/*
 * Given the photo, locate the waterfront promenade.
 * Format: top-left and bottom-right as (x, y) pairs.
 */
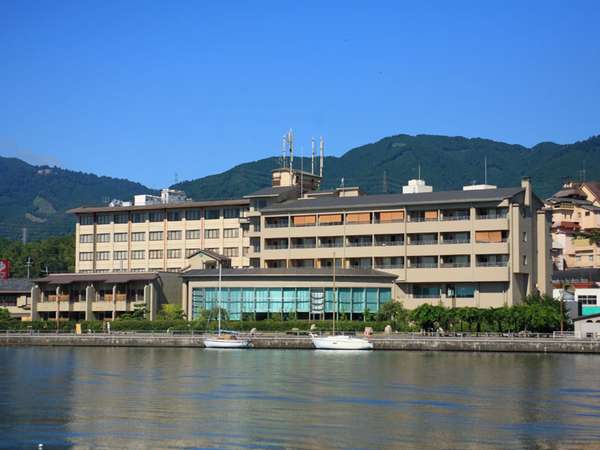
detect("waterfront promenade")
(2, 331), (600, 353)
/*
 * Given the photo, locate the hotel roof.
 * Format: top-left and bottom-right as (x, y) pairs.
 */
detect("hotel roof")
(262, 187), (524, 213)
(35, 272), (160, 285)
(0, 278), (34, 294)
(68, 198), (249, 214)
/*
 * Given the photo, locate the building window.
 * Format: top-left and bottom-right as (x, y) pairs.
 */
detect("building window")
(114, 251), (128, 260)
(167, 211), (181, 221)
(132, 232), (146, 242)
(95, 251), (110, 261)
(132, 213), (147, 223)
(205, 229), (220, 239)
(79, 252), (93, 261)
(79, 234), (93, 243)
(79, 215), (93, 225)
(223, 247), (239, 257)
(131, 250), (145, 260)
(223, 208), (240, 219)
(205, 209), (220, 220)
(167, 230), (182, 240)
(522, 232), (527, 243)
(149, 250), (163, 259)
(114, 213), (128, 224)
(224, 228), (239, 238)
(523, 255), (528, 265)
(97, 214), (111, 225)
(149, 231), (163, 241)
(186, 248), (200, 257)
(579, 295), (597, 305)
(96, 233), (110, 243)
(167, 249), (182, 259)
(114, 233), (128, 242)
(186, 209), (201, 220)
(149, 211), (164, 222)
(186, 229), (201, 240)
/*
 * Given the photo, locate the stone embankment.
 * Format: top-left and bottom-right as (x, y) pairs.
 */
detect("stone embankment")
(2, 332), (600, 353)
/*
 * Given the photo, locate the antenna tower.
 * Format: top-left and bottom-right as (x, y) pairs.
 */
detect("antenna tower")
(382, 170), (388, 194)
(311, 137), (316, 175)
(319, 137), (324, 178)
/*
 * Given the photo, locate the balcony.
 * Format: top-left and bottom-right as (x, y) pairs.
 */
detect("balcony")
(318, 242), (343, 248)
(374, 240), (404, 247)
(346, 241), (373, 248)
(440, 262), (470, 268)
(440, 215), (470, 221)
(408, 240), (438, 246)
(476, 261), (508, 267)
(410, 262), (438, 268)
(441, 239), (470, 245)
(265, 244), (288, 250)
(48, 294), (70, 302)
(476, 214), (508, 220)
(265, 221), (289, 229)
(374, 264), (404, 269)
(290, 243), (316, 249)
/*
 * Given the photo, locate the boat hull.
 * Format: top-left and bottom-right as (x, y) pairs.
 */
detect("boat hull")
(204, 338), (250, 349)
(311, 336), (373, 350)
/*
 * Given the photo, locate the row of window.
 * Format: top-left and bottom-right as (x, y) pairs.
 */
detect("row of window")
(80, 228), (240, 243)
(264, 208), (509, 228)
(79, 208), (245, 225)
(79, 247), (244, 261)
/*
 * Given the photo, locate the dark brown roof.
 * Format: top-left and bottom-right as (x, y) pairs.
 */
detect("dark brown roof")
(182, 267), (397, 280)
(187, 249), (230, 263)
(583, 182), (600, 202)
(68, 198), (249, 214)
(35, 272), (159, 285)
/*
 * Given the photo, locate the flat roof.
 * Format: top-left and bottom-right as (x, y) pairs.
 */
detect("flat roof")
(243, 186), (299, 199)
(0, 278), (34, 294)
(182, 267), (397, 279)
(35, 272), (160, 285)
(262, 187), (524, 213)
(68, 198), (249, 214)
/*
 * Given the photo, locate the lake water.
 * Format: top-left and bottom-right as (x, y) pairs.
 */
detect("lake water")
(1, 348), (600, 449)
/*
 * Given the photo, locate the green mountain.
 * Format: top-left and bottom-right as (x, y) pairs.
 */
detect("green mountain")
(0, 156), (153, 240)
(2, 133), (599, 240)
(174, 134), (600, 200)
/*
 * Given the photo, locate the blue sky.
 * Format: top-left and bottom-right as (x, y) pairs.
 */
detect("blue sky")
(1, 0), (599, 188)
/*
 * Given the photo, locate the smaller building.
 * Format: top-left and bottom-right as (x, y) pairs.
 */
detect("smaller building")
(32, 272), (181, 321)
(574, 313), (600, 338)
(0, 278), (33, 320)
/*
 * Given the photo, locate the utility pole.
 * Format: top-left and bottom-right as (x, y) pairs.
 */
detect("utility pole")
(25, 257), (33, 279)
(22, 227), (28, 245)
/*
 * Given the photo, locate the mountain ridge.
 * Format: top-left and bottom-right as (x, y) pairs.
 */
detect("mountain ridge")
(2, 133), (599, 240)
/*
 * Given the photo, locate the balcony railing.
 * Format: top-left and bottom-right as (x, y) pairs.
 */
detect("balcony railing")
(410, 262), (438, 268)
(319, 221), (344, 226)
(408, 240), (438, 246)
(374, 264), (405, 269)
(476, 261), (508, 267)
(345, 220), (372, 225)
(441, 239), (470, 245)
(265, 244), (288, 250)
(374, 240), (404, 246)
(318, 242), (344, 248)
(409, 217), (438, 223)
(475, 239), (508, 244)
(476, 214), (508, 220)
(374, 218), (404, 224)
(440, 262), (470, 268)
(440, 215), (470, 221)
(290, 243), (317, 249)
(265, 222), (289, 228)
(346, 241), (373, 247)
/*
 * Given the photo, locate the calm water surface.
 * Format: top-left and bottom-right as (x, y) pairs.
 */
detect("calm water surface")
(1, 348), (600, 449)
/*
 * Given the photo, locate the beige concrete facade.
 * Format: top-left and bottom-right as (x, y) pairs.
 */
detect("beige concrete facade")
(71, 199), (251, 273)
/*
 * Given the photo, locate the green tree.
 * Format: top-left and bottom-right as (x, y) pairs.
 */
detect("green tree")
(157, 304), (186, 321)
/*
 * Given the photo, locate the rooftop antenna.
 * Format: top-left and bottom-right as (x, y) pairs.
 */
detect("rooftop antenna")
(319, 136), (324, 178)
(281, 135), (287, 168)
(174, 172), (179, 184)
(311, 137), (316, 175)
(382, 170), (388, 194)
(288, 129), (294, 171)
(418, 163), (421, 180)
(25, 257), (32, 279)
(300, 146), (304, 197)
(484, 156), (488, 185)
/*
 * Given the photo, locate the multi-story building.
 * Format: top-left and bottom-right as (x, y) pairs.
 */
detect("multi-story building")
(546, 181), (600, 270)
(70, 194), (251, 273)
(69, 166), (552, 318)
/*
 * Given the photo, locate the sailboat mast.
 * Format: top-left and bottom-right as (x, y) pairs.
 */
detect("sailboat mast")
(217, 261), (222, 336)
(332, 251), (336, 335)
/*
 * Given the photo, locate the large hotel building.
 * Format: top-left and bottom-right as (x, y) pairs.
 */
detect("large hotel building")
(51, 164), (553, 320)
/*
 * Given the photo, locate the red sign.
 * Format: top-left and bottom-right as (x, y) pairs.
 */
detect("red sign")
(0, 260), (9, 279)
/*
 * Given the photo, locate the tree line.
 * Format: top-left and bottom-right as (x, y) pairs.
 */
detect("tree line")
(0, 235), (74, 278)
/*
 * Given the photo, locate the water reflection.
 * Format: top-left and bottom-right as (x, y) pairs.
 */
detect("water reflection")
(1, 348), (600, 449)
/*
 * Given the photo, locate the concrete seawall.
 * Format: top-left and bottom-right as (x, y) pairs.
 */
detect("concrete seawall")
(2, 334), (600, 353)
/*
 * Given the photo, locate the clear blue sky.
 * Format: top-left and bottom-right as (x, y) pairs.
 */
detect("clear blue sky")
(1, 0), (599, 188)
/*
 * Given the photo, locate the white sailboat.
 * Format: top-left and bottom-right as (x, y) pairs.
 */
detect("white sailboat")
(204, 262), (250, 349)
(311, 253), (373, 351)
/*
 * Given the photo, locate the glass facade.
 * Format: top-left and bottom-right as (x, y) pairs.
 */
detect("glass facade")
(192, 287), (392, 320)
